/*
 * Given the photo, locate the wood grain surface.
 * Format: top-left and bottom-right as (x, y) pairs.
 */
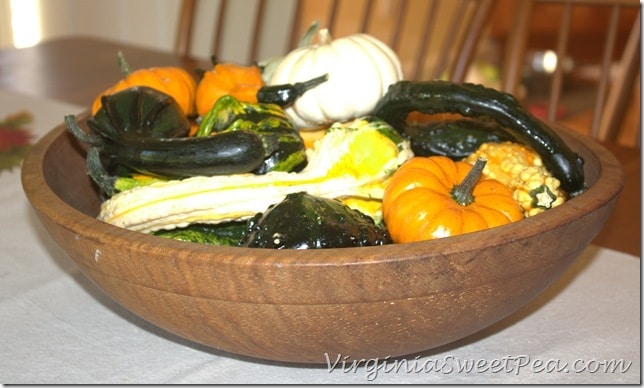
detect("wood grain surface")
(20, 117), (625, 362)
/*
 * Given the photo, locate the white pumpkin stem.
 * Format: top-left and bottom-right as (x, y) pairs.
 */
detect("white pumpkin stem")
(318, 28), (333, 44)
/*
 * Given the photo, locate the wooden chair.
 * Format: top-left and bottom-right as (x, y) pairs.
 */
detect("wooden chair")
(174, 0), (495, 82)
(493, 0), (640, 146)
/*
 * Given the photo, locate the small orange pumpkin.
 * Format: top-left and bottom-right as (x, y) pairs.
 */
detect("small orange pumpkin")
(382, 156), (523, 243)
(195, 62), (264, 116)
(91, 52), (197, 116)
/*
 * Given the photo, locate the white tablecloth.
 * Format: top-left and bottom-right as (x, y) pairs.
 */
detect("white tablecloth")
(0, 89), (640, 384)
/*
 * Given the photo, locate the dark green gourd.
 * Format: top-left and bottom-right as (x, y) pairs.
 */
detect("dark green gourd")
(372, 80), (586, 196)
(241, 192), (392, 249)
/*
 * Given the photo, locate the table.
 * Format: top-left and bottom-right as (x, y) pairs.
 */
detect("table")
(0, 36), (209, 107)
(0, 39), (640, 384)
(1, 36), (639, 256)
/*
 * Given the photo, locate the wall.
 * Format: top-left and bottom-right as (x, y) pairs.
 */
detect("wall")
(61, 0), (182, 52)
(2, 0), (479, 76)
(0, 0), (11, 47)
(0, 0), (181, 50)
(0, 0), (296, 63)
(185, 0), (296, 63)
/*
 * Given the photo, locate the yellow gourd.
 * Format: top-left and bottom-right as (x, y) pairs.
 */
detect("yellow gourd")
(463, 141), (567, 217)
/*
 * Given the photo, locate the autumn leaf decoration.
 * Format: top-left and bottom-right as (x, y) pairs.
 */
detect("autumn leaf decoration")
(0, 111), (34, 173)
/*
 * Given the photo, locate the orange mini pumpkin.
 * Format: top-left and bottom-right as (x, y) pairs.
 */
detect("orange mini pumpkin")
(195, 62), (265, 117)
(91, 52), (197, 116)
(382, 156), (523, 243)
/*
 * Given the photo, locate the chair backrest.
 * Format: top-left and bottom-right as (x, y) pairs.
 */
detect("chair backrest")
(493, 0), (640, 146)
(174, 0), (494, 82)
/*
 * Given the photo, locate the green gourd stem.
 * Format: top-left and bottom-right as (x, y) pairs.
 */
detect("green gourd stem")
(64, 114), (102, 146)
(451, 158), (486, 206)
(117, 51), (134, 75)
(299, 21), (320, 47)
(86, 147), (117, 196)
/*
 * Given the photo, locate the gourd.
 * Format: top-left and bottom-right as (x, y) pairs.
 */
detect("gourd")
(66, 87), (285, 196)
(382, 156), (524, 243)
(195, 61), (264, 116)
(256, 74), (328, 107)
(269, 28), (403, 129)
(96, 117), (413, 233)
(372, 80), (586, 196)
(240, 192), (391, 249)
(196, 94), (307, 175)
(91, 52), (197, 116)
(153, 221), (247, 246)
(404, 118), (511, 160)
(463, 141), (567, 217)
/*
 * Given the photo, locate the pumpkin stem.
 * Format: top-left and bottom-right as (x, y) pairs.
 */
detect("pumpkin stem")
(318, 28), (332, 45)
(451, 158), (486, 206)
(117, 51), (134, 76)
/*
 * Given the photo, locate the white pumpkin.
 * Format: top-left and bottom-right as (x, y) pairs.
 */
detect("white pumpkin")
(269, 28), (404, 129)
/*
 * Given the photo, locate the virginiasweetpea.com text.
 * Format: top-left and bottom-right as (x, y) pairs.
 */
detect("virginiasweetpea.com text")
(324, 353), (633, 381)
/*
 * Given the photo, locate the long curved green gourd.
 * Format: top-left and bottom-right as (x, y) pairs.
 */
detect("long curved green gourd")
(372, 80), (586, 197)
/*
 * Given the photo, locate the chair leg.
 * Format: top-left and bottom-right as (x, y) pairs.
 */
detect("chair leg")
(598, 11), (641, 142)
(451, 0), (494, 83)
(175, 0), (197, 57)
(547, 1), (572, 122)
(500, 0), (533, 96)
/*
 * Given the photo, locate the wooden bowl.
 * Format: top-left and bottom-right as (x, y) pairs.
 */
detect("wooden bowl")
(21, 117), (623, 363)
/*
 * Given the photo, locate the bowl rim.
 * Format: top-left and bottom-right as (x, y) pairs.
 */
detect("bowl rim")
(21, 118), (625, 267)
